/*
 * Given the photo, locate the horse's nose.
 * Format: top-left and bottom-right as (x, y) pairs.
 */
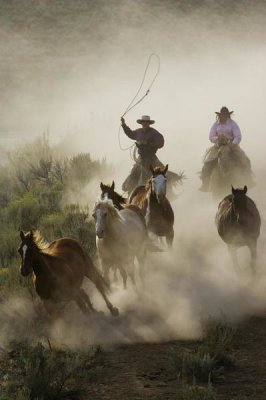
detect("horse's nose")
(96, 230), (104, 239)
(157, 193), (165, 204)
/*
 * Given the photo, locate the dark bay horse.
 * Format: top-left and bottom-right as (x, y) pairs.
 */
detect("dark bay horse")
(100, 181), (127, 210)
(215, 186), (261, 272)
(18, 231), (119, 318)
(129, 165), (175, 247)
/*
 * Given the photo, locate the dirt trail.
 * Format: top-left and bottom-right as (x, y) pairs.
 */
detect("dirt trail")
(86, 315), (266, 399)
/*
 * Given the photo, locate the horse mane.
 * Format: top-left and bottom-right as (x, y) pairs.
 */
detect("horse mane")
(32, 231), (50, 252)
(103, 183), (127, 204)
(216, 195), (233, 226)
(95, 198), (122, 220)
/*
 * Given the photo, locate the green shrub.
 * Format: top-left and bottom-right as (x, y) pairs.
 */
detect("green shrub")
(7, 193), (44, 231)
(0, 341), (94, 400)
(0, 266), (32, 302)
(182, 384), (218, 400)
(41, 204), (96, 255)
(0, 134), (111, 272)
(172, 350), (224, 384)
(200, 318), (235, 368)
(0, 227), (18, 267)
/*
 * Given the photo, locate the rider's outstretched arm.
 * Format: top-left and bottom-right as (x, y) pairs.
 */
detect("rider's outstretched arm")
(121, 118), (137, 140)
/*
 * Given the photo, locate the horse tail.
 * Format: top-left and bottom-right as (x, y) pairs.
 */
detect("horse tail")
(83, 253), (110, 293)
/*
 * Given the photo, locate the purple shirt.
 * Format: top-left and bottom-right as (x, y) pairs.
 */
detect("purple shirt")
(209, 119), (242, 145)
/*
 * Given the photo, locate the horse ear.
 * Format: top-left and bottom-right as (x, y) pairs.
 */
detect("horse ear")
(164, 164), (168, 175)
(150, 165), (154, 175)
(100, 182), (104, 190)
(111, 181), (115, 190)
(29, 230), (34, 240)
(20, 231), (25, 240)
(231, 185), (235, 194)
(243, 185), (248, 194)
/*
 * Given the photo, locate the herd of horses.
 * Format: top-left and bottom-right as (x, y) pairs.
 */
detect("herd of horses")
(18, 164), (261, 320)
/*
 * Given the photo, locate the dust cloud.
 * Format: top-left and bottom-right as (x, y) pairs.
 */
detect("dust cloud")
(1, 0), (266, 348)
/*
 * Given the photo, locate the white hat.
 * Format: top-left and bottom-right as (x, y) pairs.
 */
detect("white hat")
(136, 115), (155, 124)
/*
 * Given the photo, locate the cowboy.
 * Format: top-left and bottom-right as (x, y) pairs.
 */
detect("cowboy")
(121, 115), (165, 193)
(199, 106), (252, 191)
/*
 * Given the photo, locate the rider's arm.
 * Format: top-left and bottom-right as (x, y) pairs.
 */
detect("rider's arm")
(231, 121), (242, 144)
(121, 122), (138, 140)
(209, 122), (218, 143)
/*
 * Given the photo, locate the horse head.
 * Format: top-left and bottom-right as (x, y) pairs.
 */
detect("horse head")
(100, 181), (126, 210)
(93, 198), (120, 239)
(231, 185), (248, 222)
(149, 164), (168, 204)
(100, 181), (115, 200)
(18, 230), (38, 277)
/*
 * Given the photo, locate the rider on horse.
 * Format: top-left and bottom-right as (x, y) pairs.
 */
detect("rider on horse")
(121, 115), (165, 193)
(199, 106), (254, 192)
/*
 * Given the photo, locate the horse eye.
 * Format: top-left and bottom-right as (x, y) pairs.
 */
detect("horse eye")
(104, 212), (108, 217)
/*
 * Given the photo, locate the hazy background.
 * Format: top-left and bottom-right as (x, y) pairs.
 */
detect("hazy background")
(1, 0), (266, 346)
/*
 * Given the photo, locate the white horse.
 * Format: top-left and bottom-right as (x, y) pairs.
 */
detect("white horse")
(92, 198), (147, 288)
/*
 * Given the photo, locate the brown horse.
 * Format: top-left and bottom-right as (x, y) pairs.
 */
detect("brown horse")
(129, 165), (175, 247)
(215, 186), (261, 272)
(100, 181), (127, 210)
(18, 231), (119, 318)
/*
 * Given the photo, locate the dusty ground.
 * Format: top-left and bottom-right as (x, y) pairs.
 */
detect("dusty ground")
(86, 315), (266, 400)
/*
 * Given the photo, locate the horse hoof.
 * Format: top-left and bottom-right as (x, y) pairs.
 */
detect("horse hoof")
(111, 307), (119, 317)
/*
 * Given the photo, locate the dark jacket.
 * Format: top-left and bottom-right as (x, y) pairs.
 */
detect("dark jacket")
(122, 123), (164, 156)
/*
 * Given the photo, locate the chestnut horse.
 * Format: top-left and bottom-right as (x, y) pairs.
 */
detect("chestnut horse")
(215, 186), (261, 272)
(129, 165), (174, 247)
(18, 231), (119, 318)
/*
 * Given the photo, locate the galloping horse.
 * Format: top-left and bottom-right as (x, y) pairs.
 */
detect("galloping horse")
(93, 197), (147, 288)
(215, 186), (261, 272)
(18, 231), (119, 318)
(129, 165), (175, 247)
(100, 181), (127, 210)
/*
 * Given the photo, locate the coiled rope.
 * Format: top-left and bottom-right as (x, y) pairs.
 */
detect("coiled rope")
(118, 53), (161, 152)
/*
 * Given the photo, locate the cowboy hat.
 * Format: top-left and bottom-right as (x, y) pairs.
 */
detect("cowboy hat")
(137, 115), (155, 124)
(215, 106), (234, 116)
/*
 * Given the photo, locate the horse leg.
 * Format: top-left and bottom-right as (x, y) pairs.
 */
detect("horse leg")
(137, 249), (147, 284)
(84, 259), (119, 317)
(166, 228), (174, 248)
(74, 291), (91, 315)
(127, 259), (136, 286)
(249, 241), (257, 274)
(101, 260), (111, 286)
(79, 288), (95, 312)
(113, 266), (118, 282)
(43, 300), (61, 321)
(228, 245), (239, 269)
(119, 265), (127, 289)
